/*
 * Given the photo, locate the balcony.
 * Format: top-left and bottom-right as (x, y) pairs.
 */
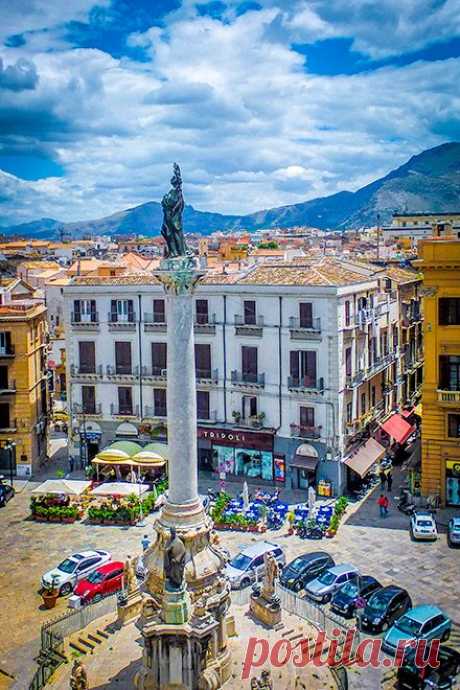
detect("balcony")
(287, 376), (324, 393)
(72, 403), (102, 416)
(143, 405), (167, 419)
(0, 417), (16, 432)
(355, 308), (376, 328)
(290, 423), (322, 439)
(402, 306), (422, 328)
(231, 370), (265, 388)
(194, 313), (217, 335)
(106, 365), (139, 379)
(141, 366), (167, 382)
(70, 312), (99, 329)
(234, 314), (264, 337)
(198, 409), (218, 423)
(289, 317), (321, 341)
(235, 414), (266, 430)
(437, 389), (460, 405)
(143, 312), (167, 333)
(196, 368), (219, 384)
(345, 371), (365, 388)
(110, 403), (139, 418)
(107, 312), (136, 331)
(70, 364), (103, 379)
(0, 345), (15, 358)
(0, 380), (16, 394)
(366, 352), (395, 378)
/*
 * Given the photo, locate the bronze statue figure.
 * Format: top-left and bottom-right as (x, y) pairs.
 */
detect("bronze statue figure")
(164, 527), (186, 590)
(161, 163), (189, 258)
(70, 659), (89, 690)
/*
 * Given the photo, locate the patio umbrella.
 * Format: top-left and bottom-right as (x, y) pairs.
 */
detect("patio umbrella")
(242, 480), (250, 511)
(143, 442), (170, 463)
(32, 479), (92, 496)
(131, 450), (166, 467)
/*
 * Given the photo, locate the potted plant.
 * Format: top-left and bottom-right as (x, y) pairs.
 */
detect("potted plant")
(232, 410), (241, 424)
(326, 514), (340, 538)
(42, 576), (60, 609)
(287, 511), (295, 535)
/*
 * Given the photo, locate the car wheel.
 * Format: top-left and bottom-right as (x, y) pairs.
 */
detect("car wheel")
(295, 582), (302, 593)
(322, 594), (331, 604)
(410, 529), (415, 542)
(447, 537), (453, 548)
(240, 578), (251, 589)
(60, 582), (73, 596)
(442, 629), (450, 642)
(381, 622), (389, 632)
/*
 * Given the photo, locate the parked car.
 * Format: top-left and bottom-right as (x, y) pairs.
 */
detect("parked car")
(358, 585), (412, 634)
(279, 552), (335, 593)
(383, 605), (451, 656)
(224, 541), (285, 590)
(304, 564), (359, 604)
(410, 511), (438, 541)
(0, 481), (14, 507)
(330, 575), (382, 618)
(447, 517), (460, 548)
(397, 645), (460, 689)
(74, 561), (124, 604)
(41, 550), (112, 596)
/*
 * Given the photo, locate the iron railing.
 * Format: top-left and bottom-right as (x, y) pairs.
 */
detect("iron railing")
(231, 370), (265, 386)
(289, 316), (321, 332)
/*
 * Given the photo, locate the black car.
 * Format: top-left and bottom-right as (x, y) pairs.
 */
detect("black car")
(358, 585), (412, 634)
(279, 552), (335, 592)
(0, 482), (14, 507)
(330, 575), (382, 618)
(397, 646), (460, 689)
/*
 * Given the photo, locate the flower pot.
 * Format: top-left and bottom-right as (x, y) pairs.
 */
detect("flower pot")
(288, 527), (294, 535)
(42, 591), (58, 609)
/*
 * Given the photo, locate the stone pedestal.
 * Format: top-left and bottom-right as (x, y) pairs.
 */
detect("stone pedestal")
(162, 586), (191, 626)
(249, 593), (282, 627)
(118, 590), (144, 625)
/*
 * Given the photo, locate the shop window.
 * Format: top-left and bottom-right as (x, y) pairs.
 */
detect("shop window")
(448, 414), (460, 438)
(439, 298), (460, 326)
(212, 444), (274, 481)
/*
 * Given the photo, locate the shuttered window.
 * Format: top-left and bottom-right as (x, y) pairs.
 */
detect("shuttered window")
(78, 341), (96, 373)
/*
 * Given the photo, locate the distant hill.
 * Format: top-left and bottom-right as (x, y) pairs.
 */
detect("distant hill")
(1, 142), (459, 238)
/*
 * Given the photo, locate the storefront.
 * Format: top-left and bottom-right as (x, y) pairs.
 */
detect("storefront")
(446, 460), (460, 507)
(197, 427), (284, 484)
(290, 443), (319, 490)
(343, 437), (386, 491)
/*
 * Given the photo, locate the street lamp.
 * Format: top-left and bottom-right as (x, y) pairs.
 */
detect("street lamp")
(4, 441), (15, 487)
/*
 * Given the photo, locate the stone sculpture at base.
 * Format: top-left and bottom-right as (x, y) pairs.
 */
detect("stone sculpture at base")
(249, 553), (281, 627)
(70, 660), (89, 690)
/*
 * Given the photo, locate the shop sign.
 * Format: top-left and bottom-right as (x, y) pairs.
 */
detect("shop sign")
(197, 426), (273, 450)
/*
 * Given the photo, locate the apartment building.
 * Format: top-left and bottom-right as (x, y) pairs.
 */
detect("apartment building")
(64, 258), (422, 495)
(417, 236), (460, 507)
(0, 301), (50, 477)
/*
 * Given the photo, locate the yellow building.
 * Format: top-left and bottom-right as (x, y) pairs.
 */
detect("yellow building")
(417, 237), (460, 507)
(0, 302), (49, 477)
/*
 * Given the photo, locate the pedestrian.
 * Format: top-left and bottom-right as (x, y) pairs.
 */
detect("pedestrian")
(386, 470), (393, 493)
(379, 468), (387, 489)
(378, 493), (389, 518)
(68, 456), (75, 474)
(141, 534), (150, 552)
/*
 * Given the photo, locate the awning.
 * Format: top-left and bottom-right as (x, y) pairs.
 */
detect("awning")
(90, 482), (150, 497)
(32, 479), (92, 496)
(400, 408), (413, 418)
(343, 438), (386, 478)
(380, 414), (415, 444)
(291, 456), (318, 472)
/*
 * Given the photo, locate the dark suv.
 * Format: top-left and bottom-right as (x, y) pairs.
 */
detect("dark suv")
(279, 552), (335, 593)
(397, 646), (460, 689)
(358, 585), (412, 634)
(330, 575), (381, 618)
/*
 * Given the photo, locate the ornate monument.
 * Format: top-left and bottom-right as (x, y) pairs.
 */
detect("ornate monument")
(135, 165), (232, 690)
(249, 553), (281, 627)
(118, 555), (143, 624)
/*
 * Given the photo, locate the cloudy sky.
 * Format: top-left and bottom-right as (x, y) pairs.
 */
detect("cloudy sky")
(0, 0), (459, 225)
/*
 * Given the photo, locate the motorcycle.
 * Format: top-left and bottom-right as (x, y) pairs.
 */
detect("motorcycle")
(396, 489), (416, 516)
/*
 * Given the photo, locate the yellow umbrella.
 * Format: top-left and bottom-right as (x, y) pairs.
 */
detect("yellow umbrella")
(95, 448), (131, 462)
(131, 450), (166, 467)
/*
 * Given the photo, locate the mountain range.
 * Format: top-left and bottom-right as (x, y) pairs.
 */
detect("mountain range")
(1, 142), (459, 238)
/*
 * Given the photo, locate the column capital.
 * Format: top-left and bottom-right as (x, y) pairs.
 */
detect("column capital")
(154, 256), (204, 296)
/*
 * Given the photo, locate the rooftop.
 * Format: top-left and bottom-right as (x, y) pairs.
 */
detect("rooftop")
(0, 301), (46, 319)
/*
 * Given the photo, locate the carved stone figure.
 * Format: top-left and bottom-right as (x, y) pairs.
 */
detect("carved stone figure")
(163, 528), (186, 590)
(70, 659), (89, 690)
(161, 163), (188, 258)
(124, 555), (137, 594)
(250, 670), (273, 689)
(262, 552), (279, 599)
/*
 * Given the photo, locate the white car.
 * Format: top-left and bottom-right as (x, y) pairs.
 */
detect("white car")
(410, 511), (438, 541)
(41, 550), (112, 596)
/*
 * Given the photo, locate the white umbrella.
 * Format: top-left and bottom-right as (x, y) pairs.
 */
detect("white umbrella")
(242, 480), (250, 511)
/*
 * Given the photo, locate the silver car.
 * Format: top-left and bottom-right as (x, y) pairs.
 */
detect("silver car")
(224, 541), (285, 590)
(448, 517), (460, 547)
(41, 550), (112, 596)
(304, 564), (359, 604)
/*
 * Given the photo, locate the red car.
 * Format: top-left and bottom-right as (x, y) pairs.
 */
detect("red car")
(74, 561), (124, 603)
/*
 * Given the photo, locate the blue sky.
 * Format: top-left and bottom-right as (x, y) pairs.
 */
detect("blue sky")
(0, 0), (459, 224)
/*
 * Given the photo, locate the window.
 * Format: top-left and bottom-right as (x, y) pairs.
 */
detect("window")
(196, 299), (209, 325)
(152, 342), (167, 375)
(115, 341), (132, 374)
(346, 402), (352, 425)
(243, 300), (256, 325)
(439, 356), (460, 391)
(448, 414), (460, 438)
(81, 385), (96, 414)
(242, 346), (258, 382)
(345, 347), (352, 376)
(118, 387), (133, 415)
(110, 299), (134, 322)
(73, 299), (96, 323)
(195, 344), (211, 378)
(153, 299), (165, 324)
(0, 366), (8, 388)
(361, 392), (366, 415)
(345, 301), (350, 327)
(392, 325), (398, 350)
(439, 298), (460, 326)
(242, 395), (257, 419)
(371, 385), (376, 407)
(290, 350), (317, 387)
(300, 406), (315, 429)
(197, 390), (210, 420)
(0, 332), (12, 355)
(299, 302), (313, 328)
(153, 388), (167, 417)
(0, 403), (10, 428)
(78, 341), (96, 373)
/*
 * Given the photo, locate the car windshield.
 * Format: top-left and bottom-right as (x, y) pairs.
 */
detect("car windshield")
(340, 581), (358, 597)
(86, 570), (104, 584)
(57, 559), (77, 574)
(289, 558), (307, 572)
(318, 571), (335, 585)
(230, 554), (252, 571)
(367, 593), (391, 612)
(417, 520), (433, 527)
(396, 616), (423, 636)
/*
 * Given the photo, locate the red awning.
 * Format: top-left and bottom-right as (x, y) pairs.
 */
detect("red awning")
(380, 414), (415, 444)
(400, 408), (413, 418)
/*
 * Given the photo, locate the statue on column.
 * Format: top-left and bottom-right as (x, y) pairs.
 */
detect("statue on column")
(164, 528), (186, 590)
(123, 555), (137, 594)
(161, 163), (189, 258)
(262, 552), (279, 600)
(70, 659), (89, 690)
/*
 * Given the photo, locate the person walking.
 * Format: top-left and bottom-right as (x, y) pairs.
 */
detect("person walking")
(386, 469), (393, 493)
(378, 493), (389, 518)
(141, 534), (150, 552)
(379, 468), (387, 490)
